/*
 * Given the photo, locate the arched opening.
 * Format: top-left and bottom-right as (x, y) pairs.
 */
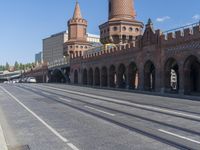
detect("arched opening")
(128, 62), (138, 89)
(94, 67), (100, 86)
(74, 70), (78, 84)
(88, 68), (93, 86)
(82, 69), (88, 85)
(50, 69), (66, 83)
(118, 64), (126, 88)
(144, 61), (156, 91)
(164, 58), (179, 93)
(184, 56), (200, 95)
(109, 65), (117, 88)
(101, 67), (108, 87)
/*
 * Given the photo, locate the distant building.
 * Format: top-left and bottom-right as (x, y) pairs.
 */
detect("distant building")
(43, 30), (100, 64)
(35, 52), (43, 64)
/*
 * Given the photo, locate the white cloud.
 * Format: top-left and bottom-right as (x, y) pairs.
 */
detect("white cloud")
(192, 14), (200, 20)
(156, 16), (171, 22)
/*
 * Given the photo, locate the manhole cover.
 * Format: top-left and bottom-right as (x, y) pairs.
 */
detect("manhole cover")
(8, 145), (30, 150)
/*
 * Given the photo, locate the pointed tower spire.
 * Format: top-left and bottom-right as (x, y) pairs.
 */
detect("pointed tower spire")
(73, 1), (82, 19)
(64, 0), (91, 56)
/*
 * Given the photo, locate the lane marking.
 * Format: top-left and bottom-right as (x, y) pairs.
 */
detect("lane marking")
(59, 97), (71, 103)
(31, 84), (200, 121)
(67, 143), (79, 150)
(85, 106), (115, 116)
(158, 129), (200, 144)
(0, 86), (68, 143)
(0, 122), (8, 150)
(41, 91), (51, 96)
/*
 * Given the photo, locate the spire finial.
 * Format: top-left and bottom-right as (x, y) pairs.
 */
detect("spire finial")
(73, 0), (82, 19)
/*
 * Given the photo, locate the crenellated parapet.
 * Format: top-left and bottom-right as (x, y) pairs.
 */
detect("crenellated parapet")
(70, 42), (137, 61)
(68, 18), (87, 25)
(161, 22), (200, 45)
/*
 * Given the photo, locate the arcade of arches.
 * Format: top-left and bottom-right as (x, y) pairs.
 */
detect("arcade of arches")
(73, 56), (200, 95)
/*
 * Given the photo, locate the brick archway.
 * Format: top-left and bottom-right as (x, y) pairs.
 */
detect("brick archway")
(74, 70), (78, 84)
(164, 58), (179, 93)
(88, 68), (93, 86)
(51, 69), (66, 83)
(109, 65), (117, 88)
(184, 55), (200, 95)
(82, 69), (88, 85)
(117, 63), (126, 88)
(144, 60), (155, 91)
(101, 66), (108, 87)
(94, 67), (100, 86)
(128, 62), (138, 89)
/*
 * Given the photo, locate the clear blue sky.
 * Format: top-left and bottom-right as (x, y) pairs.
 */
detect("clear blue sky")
(0, 0), (200, 65)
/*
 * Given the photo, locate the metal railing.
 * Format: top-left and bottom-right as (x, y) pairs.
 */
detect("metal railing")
(48, 57), (70, 68)
(163, 21), (200, 35)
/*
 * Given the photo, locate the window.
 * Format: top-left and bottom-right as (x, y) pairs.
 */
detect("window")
(84, 28), (87, 35)
(122, 26), (126, 31)
(113, 26), (118, 31)
(129, 27), (133, 32)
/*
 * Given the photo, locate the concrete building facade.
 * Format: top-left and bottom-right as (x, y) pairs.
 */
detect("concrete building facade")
(43, 32), (100, 65)
(43, 31), (68, 64)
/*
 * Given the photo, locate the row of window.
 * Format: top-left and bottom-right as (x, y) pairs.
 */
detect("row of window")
(101, 26), (140, 34)
(69, 45), (89, 49)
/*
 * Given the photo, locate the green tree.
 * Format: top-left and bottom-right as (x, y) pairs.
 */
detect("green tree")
(5, 62), (9, 70)
(0, 65), (3, 71)
(19, 63), (23, 70)
(14, 61), (19, 70)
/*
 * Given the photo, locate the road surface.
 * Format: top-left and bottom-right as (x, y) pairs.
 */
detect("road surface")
(0, 83), (200, 150)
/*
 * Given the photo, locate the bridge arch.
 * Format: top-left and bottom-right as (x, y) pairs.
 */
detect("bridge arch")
(74, 70), (78, 84)
(82, 68), (88, 85)
(117, 63), (126, 88)
(109, 65), (117, 88)
(51, 69), (66, 83)
(88, 68), (93, 86)
(94, 67), (100, 86)
(184, 55), (200, 94)
(101, 66), (108, 87)
(144, 60), (155, 91)
(128, 62), (138, 89)
(164, 58), (179, 93)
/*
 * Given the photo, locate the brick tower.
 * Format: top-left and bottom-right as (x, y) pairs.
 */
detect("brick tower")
(99, 0), (144, 45)
(64, 1), (91, 56)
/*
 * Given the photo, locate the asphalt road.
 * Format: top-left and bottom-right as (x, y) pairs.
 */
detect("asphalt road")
(0, 83), (200, 150)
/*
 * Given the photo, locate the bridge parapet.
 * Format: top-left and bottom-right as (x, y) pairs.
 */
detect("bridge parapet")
(161, 21), (200, 44)
(71, 42), (136, 60)
(48, 57), (70, 69)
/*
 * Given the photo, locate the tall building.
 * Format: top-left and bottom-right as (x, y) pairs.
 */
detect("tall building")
(63, 1), (92, 56)
(35, 51), (43, 64)
(99, 0), (144, 45)
(43, 31), (68, 64)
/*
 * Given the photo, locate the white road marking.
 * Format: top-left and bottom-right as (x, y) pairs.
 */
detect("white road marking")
(0, 86), (68, 143)
(67, 143), (79, 150)
(33, 84), (200, 121)
(0, 86), (80, 150)
(158, 129), (200, 144)
(41, 91), (51, 96)
(0, 121), (8, 150)
(59, 97), (71, 103)
(85, 106), (115, 116)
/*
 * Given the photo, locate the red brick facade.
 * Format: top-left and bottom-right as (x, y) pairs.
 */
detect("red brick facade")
(70, 0), (200, 95)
